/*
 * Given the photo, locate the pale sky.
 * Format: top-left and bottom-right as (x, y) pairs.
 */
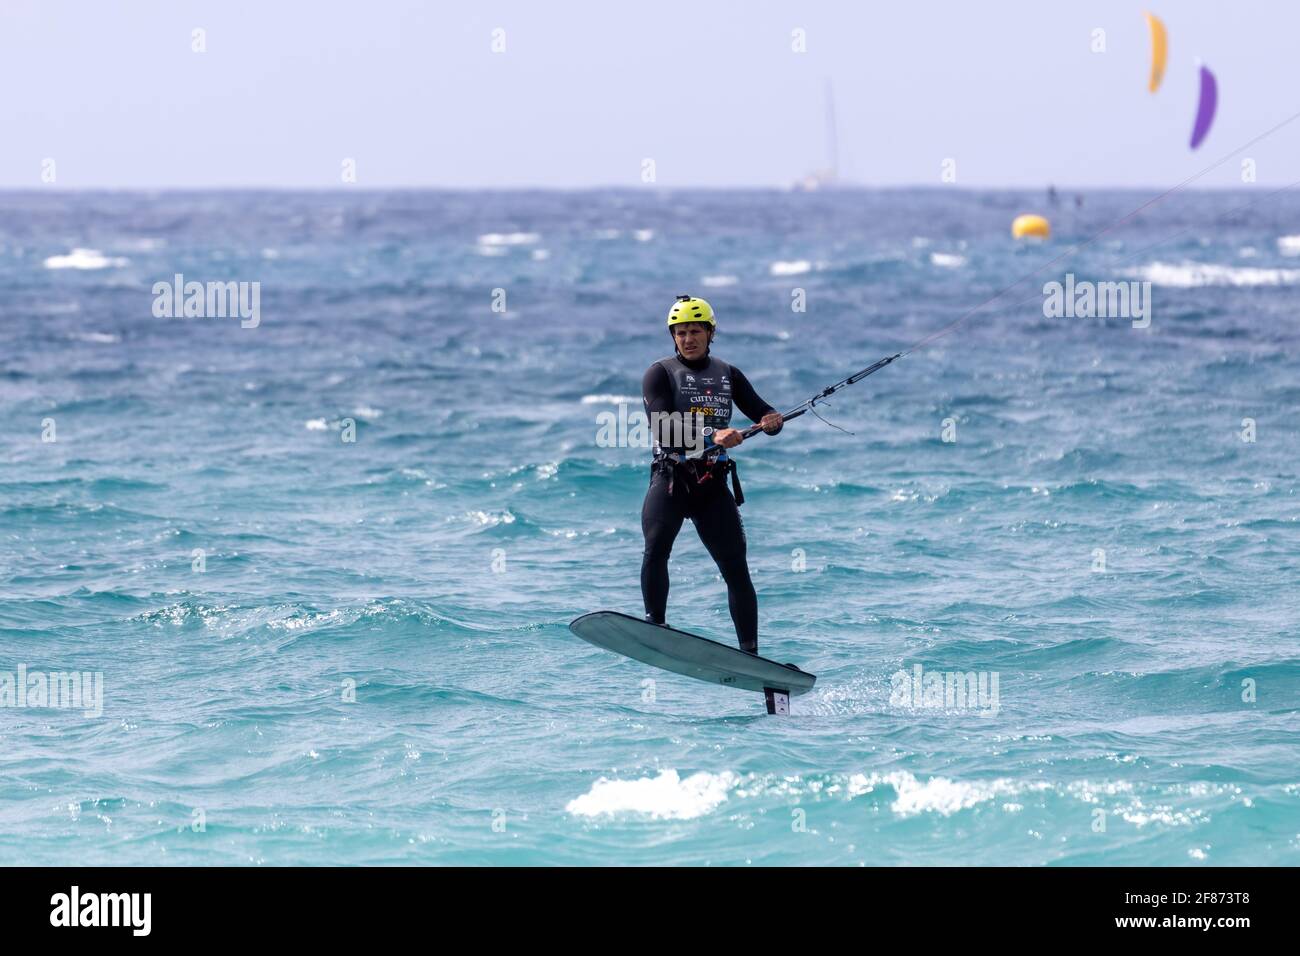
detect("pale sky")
(1, 0), (1296, 189)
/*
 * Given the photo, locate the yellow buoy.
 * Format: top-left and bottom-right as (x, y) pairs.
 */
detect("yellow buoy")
(1011, 214), (1050, 239)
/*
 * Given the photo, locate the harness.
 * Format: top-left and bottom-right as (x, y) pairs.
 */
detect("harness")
(656, 452), (745, 506)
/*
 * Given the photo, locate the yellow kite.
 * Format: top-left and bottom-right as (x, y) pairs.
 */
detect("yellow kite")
(1145, 12), (1168, 93)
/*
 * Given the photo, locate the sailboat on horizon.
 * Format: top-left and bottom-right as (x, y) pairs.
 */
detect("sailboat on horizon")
(792, 79), (840, 190)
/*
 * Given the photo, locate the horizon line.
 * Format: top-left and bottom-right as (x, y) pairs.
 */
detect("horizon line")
(0, 183), (1277, 194)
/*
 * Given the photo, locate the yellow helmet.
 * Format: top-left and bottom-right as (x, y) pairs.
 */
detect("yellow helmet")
(666, 294), (715, 328)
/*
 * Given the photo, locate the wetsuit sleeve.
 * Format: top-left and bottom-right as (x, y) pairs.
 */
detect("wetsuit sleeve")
(729, 365), (783, 435)
(642, 362), (678, 449)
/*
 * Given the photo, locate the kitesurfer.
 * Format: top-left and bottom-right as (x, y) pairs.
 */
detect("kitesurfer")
(640, 295), (783, 654)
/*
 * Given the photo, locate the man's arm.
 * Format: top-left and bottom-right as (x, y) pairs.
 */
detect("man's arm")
(730, 366), (783, 435)
(642, 363), (678, 449)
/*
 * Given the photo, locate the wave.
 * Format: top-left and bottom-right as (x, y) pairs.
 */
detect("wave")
(1026, 662), (1300, 721)
(1048, 478), (1152, 500)
(566, 769), (739, 820)
(998, 636), (1123, 666)
(848, 770), (1028, 817)
(43, 248), (129, 270)
(1125, 261), (1300, 287)
(476, 232), (540, 247)
(580, 393), (639, 405)
(0, 476), (165, 495)
(0, 501), (162, 525)
(561, 768), (1257, 827)
(121, 597), (490, 646)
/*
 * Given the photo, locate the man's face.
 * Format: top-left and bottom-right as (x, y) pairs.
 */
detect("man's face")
(672, 322), (712, 359)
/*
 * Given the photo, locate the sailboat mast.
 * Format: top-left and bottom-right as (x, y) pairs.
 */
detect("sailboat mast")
(825, 79), (839, 182)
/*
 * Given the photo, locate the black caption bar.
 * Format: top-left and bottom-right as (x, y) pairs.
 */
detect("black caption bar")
(0, 866), (1283, 942)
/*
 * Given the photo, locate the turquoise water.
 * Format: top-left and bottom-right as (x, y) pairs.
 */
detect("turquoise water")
(1, 189), (1296, 865)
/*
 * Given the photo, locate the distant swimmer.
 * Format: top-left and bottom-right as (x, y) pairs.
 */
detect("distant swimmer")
(640, 295), (782, 655)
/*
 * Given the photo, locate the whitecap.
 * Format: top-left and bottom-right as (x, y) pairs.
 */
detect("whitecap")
(44, 248), (128, 270)
(1125, 261), (1300, 287)
(847, 770), (1018, 817)
(1119, 802), (1201, 827)
(580, 394), (639, 405)
(466, 510), (515, 526)
(930, 252), (967, 268)
(566, 769), (738, 820)
(770, 259), (811, 276)
(478, 232), (540, 246)
(701, 275), (738, 287)
(1278, 235), (1300, 255)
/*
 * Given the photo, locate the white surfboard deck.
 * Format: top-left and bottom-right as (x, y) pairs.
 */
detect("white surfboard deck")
(568, 610), (816, 697)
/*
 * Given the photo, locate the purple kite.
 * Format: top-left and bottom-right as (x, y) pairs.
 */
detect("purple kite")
(1190, 65), (1217, 150)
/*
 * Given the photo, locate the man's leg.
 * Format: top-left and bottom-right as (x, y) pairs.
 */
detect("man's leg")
(692, 487), (758, 654)
(641, 469), (685, 624)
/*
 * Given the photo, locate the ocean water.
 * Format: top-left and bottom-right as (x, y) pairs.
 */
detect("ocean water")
(0, 188), (1296, 866)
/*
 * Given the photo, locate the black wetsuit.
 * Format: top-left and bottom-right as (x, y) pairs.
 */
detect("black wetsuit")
(640, 351), (781, 654)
